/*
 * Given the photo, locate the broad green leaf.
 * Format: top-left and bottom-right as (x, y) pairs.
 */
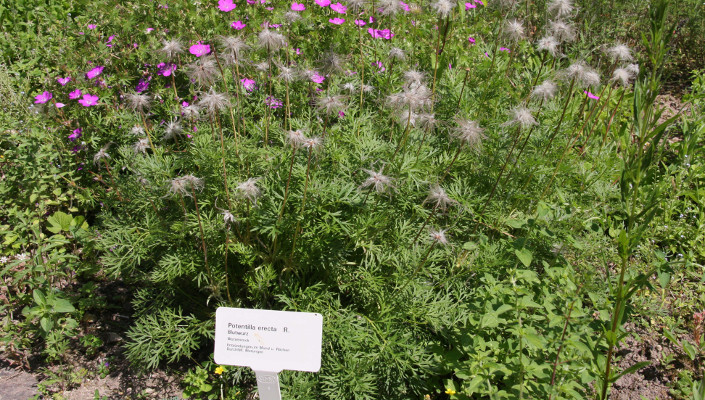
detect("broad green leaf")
(515, 248), (533, 267)
(52, 298), (75, 313)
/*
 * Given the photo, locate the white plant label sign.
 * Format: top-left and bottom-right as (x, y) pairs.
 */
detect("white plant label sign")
(214, 307), (323, 400)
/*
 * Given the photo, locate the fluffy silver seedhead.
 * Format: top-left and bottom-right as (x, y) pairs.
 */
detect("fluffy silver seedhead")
(549, 20), (576, 42)
(505, 19), (526, 42)
(93, 146), (110, 165)
(343, 82), (357, 93)
(426, 185), (456, 211)
(547, 0), (575, 18)
(537, 36), (560, 57)
(417, 113), (439, 133)
(581, 69), (601, 88)
(319, 51), (347, 76)
(284, 11), (302, 23)
(168, 175), (203, 197)
(302, 136), (323, 151)
(403, 69), (426, 89)
(130, 125), (145, 136)
(395, 108), (418, 127)
(186, 56), (218, 87)
(505, 106), (538, 128)
(360, 169), (394, 193)
(133, 137), (151, 154)
(429, 228), (449, 245)
(452, 118), (485, 148)
(361, 84), (375, 93)
(218, 36), (250, 58)
(606, 44), (634, 62)
(492, 0), (519, 9)
(531, 80), (558, 101)
(347, 0), (367, 11)
(286, 130), (307, 148)
(387, 83), (433, 111)
(125, 93), (152, 113)
(317, 95), (346, 115)
(431, 0), (456, 18)
(626, 63), (640, 75)
(161, 39), (185, 60)
(389, 47), (407, 61)
(562, 61), (599, 87)
(258, 28), (286, 52)
(277, 64), (298, 83)
(236, 178), (261, 205)
(163, 119), (183, 140)
(222, 210), (236, 225)
(198, 87), (231, 115)
(254, 61), (270, 72)
(182, 104), (201, 120)
(611, 67), (635, 86)
(378, 0), (403, 15)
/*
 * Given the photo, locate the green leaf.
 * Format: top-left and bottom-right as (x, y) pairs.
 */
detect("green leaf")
(47, 211), (72, 233)
(612, 361), (650, 382)
(683, 341), (697, 360)
(33, 289), (46, 306)
(40, 316), (53, 333)
(515, 248), (533, 267)
(52, 298), (75, 313)
(662, 329), (679, 346)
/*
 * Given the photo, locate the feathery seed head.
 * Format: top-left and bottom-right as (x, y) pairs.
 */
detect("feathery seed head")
(258, 28), (286, 51)
(303, 136), (323, 151)
(161, 39), (185, 59)
(186, 56), (218, 87)
(395, 109), (418, 127)
(403, 69), (426, 87)
(611, 67), (634, 86)
(317, 95), (346, 115)
(254, 61), (271, 72)
(606, 43), (633, 62)
(222, 210), (236, 225)
(531, 80), (558, 101)
(626, 63), (640, 75)
(389, 47), (406, 61)
(426, 185), (456, 211)
(378, 0), (403, 15)
(93, 146), (110, 165)
(236, 178), (261, 204)
(284, 11), (302, 23)
(130, 125), (145, 136)
(343, 82), (357, 93)
(125, 93), (152, 113)
(505, 19), (526, 42)
(347, 0), (367, 10)
(537, 36), (560, 57)
(452, 118), (485, 148)
(362, 84), (375, 93)
(431, 0), (456, 18)
(505, 106), (538, 128)
(418, 113), (439, 133)
(168, 175), (203, 197)
(562, 61), (600, 86)
(277, 64), (298, 82)
(547, 0), (575, 18)
(163, 120), (183, 140)
(286, 130), (307, 148)
(133, 137), (151, 154)
(198, 87), (231, 114)
(549, 20), (576, 42)
(218, 35), (250, 58)
(429, 228), (449, 245)
(319, 51), (347, 76)
(182, 104), (201, 120)
(360, 168), (394, 193)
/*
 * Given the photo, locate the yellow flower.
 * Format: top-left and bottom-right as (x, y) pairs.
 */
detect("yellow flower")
(424, 395), (431, 400)
(214, 366), (225, 375)
(445, 388), (456, 396)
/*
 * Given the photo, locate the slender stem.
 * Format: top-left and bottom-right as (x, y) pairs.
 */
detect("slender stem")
(542, 77), (576, 155)
(548, 296), (579, 399)
(290, 148), (313, 260)
(597, 88), (626, 158)
(224, 229), (232, 303)
(391, 109), (414, 163)
(439, 143), (465, 184)
(456, 69), (471, 111)
(397, 242), (436, 293)
(102, 159), (123, 201)
(216, 114), (233, 210)
(413, 204), (439, 245)
(191, 189), (213, 290)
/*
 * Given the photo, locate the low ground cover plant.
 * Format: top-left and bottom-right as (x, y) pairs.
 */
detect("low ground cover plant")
(1, 0), (704, 399)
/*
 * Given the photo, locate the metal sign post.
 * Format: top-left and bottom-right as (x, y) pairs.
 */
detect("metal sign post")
(214, 307), (323, 400)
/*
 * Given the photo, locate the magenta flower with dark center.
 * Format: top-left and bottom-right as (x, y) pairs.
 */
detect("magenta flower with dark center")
(231, 20), (246, 30)
(105, 35), (115, 47)
(189, 42), (211, 57)
(78, 93), (99, 107)
(157, 63), (177, 77)
(465, 2), (476, 9)
(499, 47), (511, 52)
(241, 78), (257, 92)
(354, 19), (366, 26)
(136, 77), (151, 93)
(468, 37), (476, 44)
(330, 2), (347, 13)
(291, 2), (305, 11)
(55, 103), (65, 108)
(69, 89), (82, 100)
(34, 91), (53, 104)
(400, 1), (410, 11)
(368, 28), (394, 39)
(315, 0), (331, 6)
(86, 66), (105, 80)
(69, 128), (83, 141)
(329, 17), (345, 25)
(218, 0), (237, 11)
(88, 24), (97, 29)
(265, 96), (283, 109)
(57, 77), (71, 86)
(372, 61), (386, 73)
(311, 72), (325, 84)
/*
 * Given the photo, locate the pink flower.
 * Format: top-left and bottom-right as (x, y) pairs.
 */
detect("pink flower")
(368, 28), (394, 39)
(88, 24), (97, 29)
(69, 89), (82, 100)
(136, 77), (151, 93)
(105, 35), (115, 47)
(315, 0), (330, 6)
(78, 93), (99, 107)
(468, 37), (476, 44)
(55, 103), (66, 108)
(465, 2), (476, 9)
(146, 27), (154, 33)
(85, 65), (105, 80)
(354, 19), (366, 26)
(330, 2), (347, 13)
(400, 1), (410, 12)
(34, 91), (53, 104)
(449, 63), (452, 70)
(371, 61), (386, 73)
(291, 2), (305, 11)
(311, 72), (325, 84)
(157, 62), (177, 77)
(474, 0), (484, 5)
(265, 96), (282, 109)
(584, 91), (600, 100)
(189, 42), (211, 57)
(295, 48), (302, 55)
(338, 110), (345, 118)
(231, 20), (246, 30)
(57, 77), (71, 86)
(69, 128), (82, 141)
(241, 78), (257, 92)
(218, 0), (237, 12)
(329, 17), (345, 25)
(499, 47), (511, 52)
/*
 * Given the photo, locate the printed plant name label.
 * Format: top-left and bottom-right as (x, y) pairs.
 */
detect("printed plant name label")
(214, 307), (323, 372)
